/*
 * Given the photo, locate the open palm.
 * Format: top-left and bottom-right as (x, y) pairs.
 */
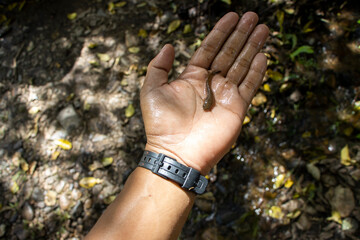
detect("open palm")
(140, 12), (269, 174)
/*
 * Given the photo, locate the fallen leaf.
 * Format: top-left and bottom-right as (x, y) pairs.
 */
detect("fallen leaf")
(67, 12), (77, 20)
(263, 83), (271, 92)
(287, 210), (301, 219)
(104, 195), (116, 204)
(267, 69), (283, 81)
(243, 116), (251, 125)
(108, 2), (115, 14)
(302, 131), (311, 138)
(251, 92), (267, 106)
(97, 53), (111, 62)
(167, 19), (181, 34)
(55, 139), (72, 150)
(115, 1), (126, 7)
(306, 163), (321, 180)
(183, 24), (192, 34)
(221, 0), (231, 4)
(284, 178), (294, 188)
(128, 47), (140, 53)
(88, 42), (98, 49)
(327, 211), (342, 224)
(101, 157), (113, 167)
(341, 145), (354, 166)
(79, 177), (103, 189)
(10, 181), (19, 194)
(276, 10), (284, 32)
(274, 174), (285, 189)
(302, 21), (315, 33)
(125, 104), (135, 118)
(138, 29), (148, 38)
(269, 206), (284, 219)
(88, 161), (102, 171)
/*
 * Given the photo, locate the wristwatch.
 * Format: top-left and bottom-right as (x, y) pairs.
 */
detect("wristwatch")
(138, 150), (208, 194)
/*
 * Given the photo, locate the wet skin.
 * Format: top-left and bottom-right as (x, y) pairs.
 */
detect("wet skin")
(203, 70), (221, 111)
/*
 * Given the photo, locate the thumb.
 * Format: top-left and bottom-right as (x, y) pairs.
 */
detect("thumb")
(144, 44), (175, 90)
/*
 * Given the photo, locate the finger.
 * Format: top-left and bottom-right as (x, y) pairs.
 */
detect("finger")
(227, 24), (269, 85)
(211, 12), (259, 75)
(189, 12), (239, 69)
(238, 53), (267, 107)
(143, 44), (175, 91)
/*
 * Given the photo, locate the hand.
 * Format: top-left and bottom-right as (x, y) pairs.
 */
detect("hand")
(140, 12), (269, 174)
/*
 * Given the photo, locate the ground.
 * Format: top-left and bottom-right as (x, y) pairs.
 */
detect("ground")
(0, 0), (360, 239)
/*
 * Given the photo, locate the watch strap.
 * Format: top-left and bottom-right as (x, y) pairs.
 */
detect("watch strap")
(138, 150), (208, 194)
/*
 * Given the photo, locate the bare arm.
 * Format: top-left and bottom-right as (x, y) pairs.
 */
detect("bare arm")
(85, 11), (269, 240)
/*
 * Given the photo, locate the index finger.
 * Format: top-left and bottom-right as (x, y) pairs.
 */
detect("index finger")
(188, 12), (239, 69)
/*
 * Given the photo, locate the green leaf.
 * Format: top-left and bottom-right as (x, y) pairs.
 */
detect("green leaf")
(290, 45), (314, 60)
(276, 10), (284, 32)
(167, 19), (181, 34)
(221, 0), (231, 4)
(183, 24), (192, 34)
(357, 19), (360, 24)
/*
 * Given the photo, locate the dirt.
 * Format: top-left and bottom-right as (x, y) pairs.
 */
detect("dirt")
(1, 0), (360, 239)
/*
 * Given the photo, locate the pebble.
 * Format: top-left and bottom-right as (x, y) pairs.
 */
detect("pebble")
(22, 202), (34, 221)
(44, 190), (57, 206)
(0, 224), (5, 237)
(251, 92), (267, 106)
(71, 189), (82, 200)
(31, 187), (44, 201)
(55, 180), (66, 193)
(57, 105), (81, 132)
(342, 217), (358, 233)
(59, 194), (71, 210)
(289, 90), (302, 102)
(84, 199), (92, 209)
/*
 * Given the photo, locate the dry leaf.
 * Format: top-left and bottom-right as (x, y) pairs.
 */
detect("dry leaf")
(51, 151), (60, 160)
(183, 24), (192, 34)
(125, 104), (135, 118)
(79, 177), (103, 189)
(243, 116), (251, 125)
(97, 53), (111, 62)
(341, 145), (354, 166)
(101, 157), (113, 167)
(55, 139), (72, 150)
(167, 19), (181, 34)
(67, 12), (77, 20)
(274, 174), (285, 189)
(327, 211), (342, 224)
(138, 29), (148, 38)
(284, 178), (294, 188)
(128, 47), (140, 53)
(269, 206), (284, 219)
(263, 83), (271, 92)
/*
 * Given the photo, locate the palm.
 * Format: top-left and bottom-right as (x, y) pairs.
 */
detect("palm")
(140, 12), (269, 174)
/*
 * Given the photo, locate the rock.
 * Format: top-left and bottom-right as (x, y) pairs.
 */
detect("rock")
(55, 180), (66, 193)
(13, 224), (29, 240)
(22, 202), (34, 221)
(57, 105), (81, 132)
(31, 187), (44, 202)
(0, 224), (5, 237)
(289, 90), (302, 102)
(330, 186), (355, 217)
(195, 199), (212, 212)
(295, 214), (311, 231)
(44, 190), (57, 206)
(84, 198), (92, 209)
(59, 194), (71, 210)
(342, 217), (358, 233)
(71, 189), (82, 200)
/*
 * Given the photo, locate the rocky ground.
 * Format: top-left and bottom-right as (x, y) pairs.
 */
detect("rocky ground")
(0, 0), (360, 239)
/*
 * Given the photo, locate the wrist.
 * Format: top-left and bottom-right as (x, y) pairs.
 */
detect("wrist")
(144, 144), (208, 175)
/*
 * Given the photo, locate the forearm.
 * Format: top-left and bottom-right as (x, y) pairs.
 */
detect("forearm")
(85, 167), (195, 240)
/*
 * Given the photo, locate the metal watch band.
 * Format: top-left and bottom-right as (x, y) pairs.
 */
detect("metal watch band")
(138, 150), (208, 194)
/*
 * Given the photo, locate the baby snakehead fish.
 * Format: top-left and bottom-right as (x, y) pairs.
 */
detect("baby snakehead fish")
(203, 70), (221, 111)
